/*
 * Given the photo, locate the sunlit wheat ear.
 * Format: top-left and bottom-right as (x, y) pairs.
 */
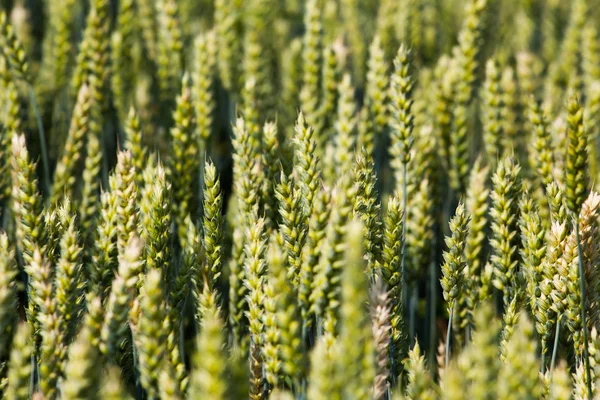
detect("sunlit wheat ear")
(135, 269), (168, 400)
(11, 133), (44, 268)
(371, 276), (391, 400)
(564, 94), (593, 394)
(336, 220), (375, 399)
(363, 34), (389, 157)
(0, 232), (17, 359)
(440, 202), (469, 366)
(490, 156), (521, 306)
(463, 159), (489, 320)
(5, 322), (33, 400)
(353, 149), (383, 274)
(529, 97), (555, 187)
(101, 236), (143, 362)
(189, 291), (228, 399)
(61, 297), (103, 400)
(481, 58), (504, 163)
(405, 341), (437, 399)
(448, 0), (490, 194)
(389, 43), (414, 177)
(299, 0), (323, 131)
(498, 314), (543, 398)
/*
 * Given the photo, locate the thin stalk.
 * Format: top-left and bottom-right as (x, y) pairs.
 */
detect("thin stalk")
(29, 354), (36, 395)
(401, 162), (408, 304)
(575, 220), (593, 396)
(28, 85), (50, 194)
(541, 339), (546, 374)
(550, 315), (561, 376)
(132, 338), (143, 400)
(445, 307), (454, 368)
(401, 162), (410, 344)
(428, 259), (437, 364)
(409, 286), (417, 345)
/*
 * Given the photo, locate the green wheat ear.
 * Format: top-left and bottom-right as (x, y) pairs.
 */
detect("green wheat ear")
(498, 314), (542, 399)
(565, 95), (588, 215)
(405, 340), (437, 399)
(135, 269), (168, 400)
(61, 298), (103, 400)
(337, 220), (375, 400)
(190, 291), (228, 399)
(489, 156), (521, 305)
(5, 322), (33, 400)
(0, 232), (17, 360)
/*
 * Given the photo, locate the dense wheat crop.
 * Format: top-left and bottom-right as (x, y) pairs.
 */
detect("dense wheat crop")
(1, 0), (600, 398)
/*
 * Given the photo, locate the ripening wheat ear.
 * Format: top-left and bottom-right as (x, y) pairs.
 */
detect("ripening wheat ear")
(298, 186), (331, 333)
(170, 76), (199, 235)
(101, 236), (143, 362)
(565, 96), (588, 216)
(389, 43), (414, 180)
(293, 112), (322, 217)
(261, 122), (281, 229)
(124, 107), (147, 188)
(518, 194), (550, 360)
(275, 170), (307, 284)
(379, 194), (407, 379)
(193, 30), (217, 149)
(371, 276), (391, 400)
(0, 232), (17, 360)
(405, 341), (437, 399)
(457, 302), (501, 398)
(440, 202), (469, 366)
(481, 58), (504, 163)
(242, 213), (268, 399)
(448, 0), (489, 194)
(61, 297), (103, 400)
(498, 314), (542, 399)
(353, 149), (383, 274)
(299, 0), (323, 131)
(548, 361), (572, 400)
(490, 156), (522, 306)
(317, 45), (340, 148)
(310, 174), (356, 334)
(267, 236), (306, 389)
(546, 182), (568, 225)
(335, 220), (375, 400)
(112, 151), (140, 260)
(89, 188), (118, 299)
(564, 94), (593, 394)
(529, 96), (555, 188)
(11, 133), (45, 267)
(307, 336), (340, 400)
(364, 35), (389, 157)
(189, 291), (228, 399)
(54, 201), (84, 340)
(5, 322), (33, 400)
(36, 249), (66, 399)
(50, 83), (94, 207)
(135, 269), (168, 400)
(156, 0), (183, 103)
(463, 159), (489, 323)
(0, 11), (29, 82)
(142, 161), (172, 276)
(111, 0), (136, 120)
(333, 73), (357, 176)
(201, 159), (224, 290)
(0, 13), (50, 191)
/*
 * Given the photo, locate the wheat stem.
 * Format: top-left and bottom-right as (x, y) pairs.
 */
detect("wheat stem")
(575, 219), (592, 395)
(28, 85), (50, 194)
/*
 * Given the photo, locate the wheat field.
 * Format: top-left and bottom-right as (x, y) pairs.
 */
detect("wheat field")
(0, 0), (598, 399)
